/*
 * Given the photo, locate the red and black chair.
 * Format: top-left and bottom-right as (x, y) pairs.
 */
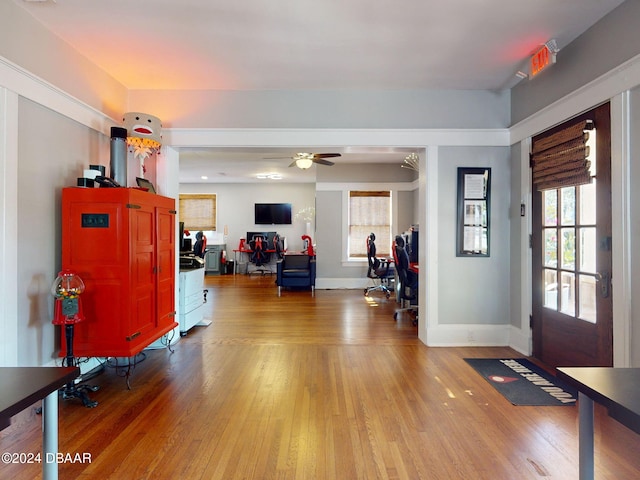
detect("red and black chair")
(392, 235), (418, 324)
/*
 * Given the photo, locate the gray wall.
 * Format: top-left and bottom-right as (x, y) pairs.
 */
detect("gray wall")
(509, 143), (523, 329)
(509, 0), (640, 362)
(131, 89), (510, 129)
(437, 146), (511, 325)
(316, 163), (416, 183)
(305, 188), (417, 280)
(630, 85), (640, 366)
(0, 0), (126, 120)
(511, 0), (640, 124)
(396, 190), (416, 236)
(315, 190), (346, 278)
(314, 163), (417, 280)
(17, 97), (110, 365)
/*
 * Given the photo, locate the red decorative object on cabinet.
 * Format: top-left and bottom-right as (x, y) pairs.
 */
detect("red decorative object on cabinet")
(61, 187), (177, 358)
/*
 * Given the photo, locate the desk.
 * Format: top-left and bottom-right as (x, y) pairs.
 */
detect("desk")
(233, 249), (276, 274)
(557, 367), (640, 480)
(0, 366), (80, 480)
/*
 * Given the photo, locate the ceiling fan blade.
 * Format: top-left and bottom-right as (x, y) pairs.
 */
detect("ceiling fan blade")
(313, 158), (335, 166)
(288, 160), (298, 167)
(313, 153), (341, 159)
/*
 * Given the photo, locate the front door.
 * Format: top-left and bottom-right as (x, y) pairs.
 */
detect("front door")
(531, 103), (613, 368)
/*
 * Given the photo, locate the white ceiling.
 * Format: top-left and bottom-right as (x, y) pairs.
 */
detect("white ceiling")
(15, 0), (625, 182)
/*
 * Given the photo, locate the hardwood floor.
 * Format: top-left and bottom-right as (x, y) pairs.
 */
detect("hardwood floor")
(2, 274), (639, 479)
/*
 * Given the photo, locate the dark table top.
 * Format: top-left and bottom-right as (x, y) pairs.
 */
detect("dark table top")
(0, 366), (80, 430)
(557, 367), (640, 435)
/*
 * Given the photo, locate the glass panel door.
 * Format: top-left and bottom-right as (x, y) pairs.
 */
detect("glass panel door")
(531, 103), (613, 368)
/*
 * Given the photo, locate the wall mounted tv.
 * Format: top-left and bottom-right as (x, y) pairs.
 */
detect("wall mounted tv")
(255, 203), (292, 225)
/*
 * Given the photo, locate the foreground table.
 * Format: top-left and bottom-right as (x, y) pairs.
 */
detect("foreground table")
(0, 366), (80, 480)
(557, 367), (640, 480)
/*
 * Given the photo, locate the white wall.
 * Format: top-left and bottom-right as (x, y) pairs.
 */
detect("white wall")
(179, 182), (316, 252)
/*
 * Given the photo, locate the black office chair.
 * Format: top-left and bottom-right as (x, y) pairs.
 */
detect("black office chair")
(193, 231), (206, 258)
(249, 234), (271, 274)
(392, 235), (418, 324)
(273, 233), (285, 260)
(193, 231), (208, 301)
(364, 233), (393, 298)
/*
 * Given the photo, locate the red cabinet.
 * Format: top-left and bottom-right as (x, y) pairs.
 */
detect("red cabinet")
(61, 187), (177, 357)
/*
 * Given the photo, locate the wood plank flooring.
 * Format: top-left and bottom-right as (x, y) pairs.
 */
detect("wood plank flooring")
(2, 274), (639, 479)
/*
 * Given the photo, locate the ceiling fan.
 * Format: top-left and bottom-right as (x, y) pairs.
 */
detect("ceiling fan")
(266, 152), (341, 169)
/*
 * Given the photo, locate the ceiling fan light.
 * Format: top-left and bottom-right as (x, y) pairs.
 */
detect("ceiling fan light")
(295, 158), (314, 169)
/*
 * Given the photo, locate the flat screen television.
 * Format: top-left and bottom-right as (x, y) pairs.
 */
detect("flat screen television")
(255, 203), (292, 225)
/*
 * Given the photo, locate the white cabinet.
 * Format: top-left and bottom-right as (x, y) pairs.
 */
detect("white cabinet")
(179, 268), (205, 335)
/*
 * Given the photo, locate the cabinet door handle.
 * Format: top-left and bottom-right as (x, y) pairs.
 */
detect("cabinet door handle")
(126, 331), (141, 341)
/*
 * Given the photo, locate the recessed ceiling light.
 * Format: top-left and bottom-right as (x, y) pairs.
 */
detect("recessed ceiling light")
(200, 175), (208, 180)
(256, 172), (282, 180)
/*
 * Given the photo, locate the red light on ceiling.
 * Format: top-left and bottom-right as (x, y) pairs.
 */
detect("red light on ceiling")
(530, 45), (555, 78)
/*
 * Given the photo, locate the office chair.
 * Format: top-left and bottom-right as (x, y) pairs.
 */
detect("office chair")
(249, 234), (271, 274)
(364, 233), (392, 298)
(392, 235), (418, 325)
(273, 233), (285, 260)
(193, 231), (206, 258)
(193, 231), (209, 301)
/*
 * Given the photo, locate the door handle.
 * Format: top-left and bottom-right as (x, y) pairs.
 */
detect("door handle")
(595, 271), (610, 298)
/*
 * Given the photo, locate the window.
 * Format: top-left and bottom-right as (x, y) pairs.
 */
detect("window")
(348, 191), (391, 258)
(179, 194), (217, 231)
(535, 120), (597, 322)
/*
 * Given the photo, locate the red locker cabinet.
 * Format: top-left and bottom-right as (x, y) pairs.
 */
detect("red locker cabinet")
(61, 187), (177, 358)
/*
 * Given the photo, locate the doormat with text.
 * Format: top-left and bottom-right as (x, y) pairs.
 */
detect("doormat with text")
(464, 358), (577, 406)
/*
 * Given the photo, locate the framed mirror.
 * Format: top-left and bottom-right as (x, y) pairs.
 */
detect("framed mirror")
(457, 167), (491, 257)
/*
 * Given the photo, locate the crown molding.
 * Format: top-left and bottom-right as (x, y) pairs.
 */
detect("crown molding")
(510, 52), (640, 143)
(0, 55), (116, 136)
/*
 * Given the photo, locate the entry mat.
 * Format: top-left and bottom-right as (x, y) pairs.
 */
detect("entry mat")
(464, 358), (577, 406)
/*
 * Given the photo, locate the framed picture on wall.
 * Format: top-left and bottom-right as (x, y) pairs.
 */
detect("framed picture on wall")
(457, 167), (491, 257)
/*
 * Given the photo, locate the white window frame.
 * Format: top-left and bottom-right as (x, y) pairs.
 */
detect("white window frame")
(347, 190), (392, 260)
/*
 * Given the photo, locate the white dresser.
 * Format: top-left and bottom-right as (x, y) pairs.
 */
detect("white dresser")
(179, 268), (206, 335)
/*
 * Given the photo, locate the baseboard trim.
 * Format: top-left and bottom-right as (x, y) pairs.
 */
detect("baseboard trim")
(316, 277), (371, 290)
(426, 324), (510, 347)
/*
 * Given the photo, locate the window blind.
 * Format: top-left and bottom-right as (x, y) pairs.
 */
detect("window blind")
(349, 191), (391, 257)
(179, 194), (217, 231)
(531, 119), (594, 191)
